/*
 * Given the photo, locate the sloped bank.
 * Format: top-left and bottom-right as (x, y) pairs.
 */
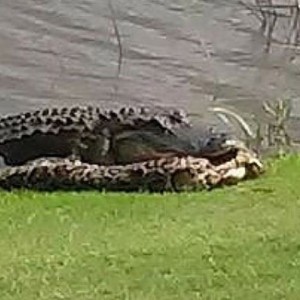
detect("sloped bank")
(0, 155), (299, 299)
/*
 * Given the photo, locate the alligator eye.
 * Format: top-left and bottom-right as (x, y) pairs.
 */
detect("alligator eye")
(204, 137), (216, 147)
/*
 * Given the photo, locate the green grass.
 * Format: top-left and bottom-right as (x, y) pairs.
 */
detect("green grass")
(0, 156), (300, 299)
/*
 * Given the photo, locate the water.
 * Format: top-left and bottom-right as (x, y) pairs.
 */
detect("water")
(1, 0), (300, 136)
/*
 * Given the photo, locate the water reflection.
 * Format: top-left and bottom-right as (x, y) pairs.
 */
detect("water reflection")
(0, 0), (300, 137)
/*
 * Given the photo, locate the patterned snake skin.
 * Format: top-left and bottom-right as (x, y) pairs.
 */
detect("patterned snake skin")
(0, 106), (264, 192)
(0, 146), (263, 192)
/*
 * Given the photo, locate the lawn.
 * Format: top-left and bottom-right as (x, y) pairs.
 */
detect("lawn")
(0, 155), (300, 299)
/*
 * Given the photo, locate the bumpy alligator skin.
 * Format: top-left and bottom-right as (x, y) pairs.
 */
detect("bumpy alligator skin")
(0, 106), (192, 166)
(0, 105), (234, 167)
(0, 147), (263, 192)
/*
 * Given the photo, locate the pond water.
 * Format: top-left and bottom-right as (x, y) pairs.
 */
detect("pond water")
(1, 0), (300, 137)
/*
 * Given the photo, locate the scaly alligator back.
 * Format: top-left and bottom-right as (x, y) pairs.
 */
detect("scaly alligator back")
(0, 106), (190, 166)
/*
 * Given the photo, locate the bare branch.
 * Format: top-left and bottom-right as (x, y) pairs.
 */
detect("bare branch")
(107, 0), (123, 79)
(238, 0), (263, 22)
(209, 107), (255, 140)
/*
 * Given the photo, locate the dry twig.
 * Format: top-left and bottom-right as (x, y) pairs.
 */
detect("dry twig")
(107, 0), (123, 100)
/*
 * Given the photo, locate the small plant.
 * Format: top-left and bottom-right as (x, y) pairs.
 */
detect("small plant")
(263, 98), (292, 155)
(210, 98), (293, 157)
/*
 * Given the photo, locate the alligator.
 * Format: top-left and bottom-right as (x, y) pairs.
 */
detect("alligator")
(0, 105), (264, 192)
(0, 105), (231, 166)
